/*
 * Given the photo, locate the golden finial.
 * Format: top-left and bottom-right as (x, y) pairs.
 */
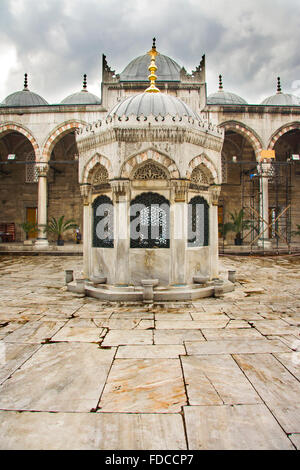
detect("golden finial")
(145, 38), (160, 93)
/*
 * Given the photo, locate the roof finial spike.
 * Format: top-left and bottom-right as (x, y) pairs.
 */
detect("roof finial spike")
(277, 76), (282, 94)
(82, 74), (87, 91)
(145, 38), (160, 93)
(219, 74), (223, 91)
(23, 73), (28, 90)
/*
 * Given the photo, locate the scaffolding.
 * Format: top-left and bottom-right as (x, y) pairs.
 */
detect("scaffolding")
(220, 159), (293, 254)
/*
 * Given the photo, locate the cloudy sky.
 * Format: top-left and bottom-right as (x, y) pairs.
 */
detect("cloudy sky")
(0, 0), (300, 105)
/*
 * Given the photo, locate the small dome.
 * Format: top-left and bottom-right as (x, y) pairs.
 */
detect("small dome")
(1, 74), (48, 106)
(61, 75), (101, 105)
(108, 92), (199, 119)
(207, 75), (247, 105)
(207, 90), (247, 105)
(61, 90), (101, 105)
(261, 77), (300, 106)
(120, 53), (181, 82)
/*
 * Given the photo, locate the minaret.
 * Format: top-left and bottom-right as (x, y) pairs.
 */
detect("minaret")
(145, 38), (160, 93)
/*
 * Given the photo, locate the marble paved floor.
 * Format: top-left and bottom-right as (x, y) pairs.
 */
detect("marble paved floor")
(0, 255), (299, 450)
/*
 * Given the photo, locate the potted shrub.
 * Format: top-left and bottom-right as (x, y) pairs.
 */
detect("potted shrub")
(225, 209), (251, 246)
(19, 222), (37, 245)
(219, 221), (233, 245)
(44, 216), (78, 246)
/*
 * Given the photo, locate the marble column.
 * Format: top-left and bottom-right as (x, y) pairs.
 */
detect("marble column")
(35, 163), (49, 247)
(80, 184), (92, 279)
(111, 180), (130, 285)
(209, 185), (221, 279)
(170, 180), (189, 285)
(258, 161), (272, 248)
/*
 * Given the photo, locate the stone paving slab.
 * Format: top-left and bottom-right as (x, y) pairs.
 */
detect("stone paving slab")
(251, 320), (300, 336)
(184, 338), (291, 355)
(116, 345), (185, 359)
(233, 354), (300, 406)
(190, 312), (229, 321)
(3, 320), (66, 344)
(0, 342), (41, 385)
(183, 405), (294, 450)
(94, 319), (154, 329)
(274, 352), (300, 380)
(181, 355), (261, 405)
(155, 320), (228, 330)
(154, 329), (205, 344)
(201, 328), (264, 340)
(98, 359), (186, 413)
(289, 434), (300, 450)
(51, 326), (105, 343)
(267, 404), (300, 434)
(0, 343), (116, 412)
(0, 411), (187, 450)
(101, 330), (153, 346)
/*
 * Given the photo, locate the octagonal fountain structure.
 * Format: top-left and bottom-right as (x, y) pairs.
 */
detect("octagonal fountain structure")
(67, 43), (234, 301)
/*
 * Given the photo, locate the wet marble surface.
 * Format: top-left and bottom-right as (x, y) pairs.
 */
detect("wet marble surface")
(0, 254), (299, 449)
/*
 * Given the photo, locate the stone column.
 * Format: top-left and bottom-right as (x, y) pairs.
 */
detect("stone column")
(80, 184), (92, 279)
(257, 161), (272, 248)
(170, 180), (189, 285)
(111, 179), (130, 285)
(35, 163), (49, 247)
(209, 185), (221, 278)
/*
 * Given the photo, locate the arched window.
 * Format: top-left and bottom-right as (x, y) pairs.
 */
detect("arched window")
(188, 196), (209, 247)
(130, 192), (170, 248)
(92, 195), (114, 248)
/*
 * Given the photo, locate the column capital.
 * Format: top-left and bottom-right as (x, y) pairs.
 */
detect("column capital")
(36, 162), (49, 177)
(257, 161), (274, 178)
(80, 183), (92, 205)
(111, 179), (130, 202)
(209, 184), (221, 205)
(171, 179), (190, 203)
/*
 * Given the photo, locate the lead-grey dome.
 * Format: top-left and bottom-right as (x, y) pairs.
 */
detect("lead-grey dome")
(261, 77), (300, 106)
(1, 88), (48, 107)
(108, 92), (199, 119)
(61, 90), (101, 105)
(120, 53), (181, 82)
(261, 93), (300, 106)
(207, 90), (247, 105)
(61, 74), (101, 105)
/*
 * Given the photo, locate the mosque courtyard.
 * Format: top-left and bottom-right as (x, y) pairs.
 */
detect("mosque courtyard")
(0, 254), (299, 450)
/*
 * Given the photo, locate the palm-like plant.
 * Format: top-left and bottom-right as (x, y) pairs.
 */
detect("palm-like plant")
(44, 216), (78, 244)
(292, 224), (300, 237)
(225, 209), (251, 243)
(19, 222), (38, 239)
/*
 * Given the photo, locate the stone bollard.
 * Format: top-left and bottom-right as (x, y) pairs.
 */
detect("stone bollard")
(65, 270), (74, 284)
(75, 278), (85, 294)
(228, 270), (236, 283)
(141, 279), (159, 303)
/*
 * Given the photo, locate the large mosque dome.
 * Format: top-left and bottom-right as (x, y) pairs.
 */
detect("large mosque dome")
(1, 74), (48, 107)
(120, 53), (181, 82)
(108, 92), (199, 119)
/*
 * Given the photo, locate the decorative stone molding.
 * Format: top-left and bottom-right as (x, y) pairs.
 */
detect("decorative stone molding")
(171, 179), (190, 202)
(0, 122), (40, 156)
(190, 164), (212, 185)
(42, 120), (86, 161)
(36, 162), (49, 177)
(219, 121), (263, 159)
(121, 150), (179, 179)
(133, 162), (169, 180)
(209, 184), (222, 205)
(80, 183), (92, 205)
(81, 153), (112, 184)
(111, 179), (130, 202)
(187, 154), (219, 184)
(268, 122), (300, 150)
(91, 164), (109, 185)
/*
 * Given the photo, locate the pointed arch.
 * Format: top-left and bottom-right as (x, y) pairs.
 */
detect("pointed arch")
(120, 149), (180, 179)
(187, 154), (219, 184)
(268, 121), (300, 150)
(42, 120), (88, 161)
(81, 153), (112, 184)
(219, 120), (263, 159)
(0, 122), (40, 157)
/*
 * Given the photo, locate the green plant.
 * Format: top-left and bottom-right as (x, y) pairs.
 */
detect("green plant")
(219, 222), (234, 239)
(292, 224), (300, 237)
(224, 209), (251, 239)
(19, 222), (37, 239)
(44, 216), (77, 242)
